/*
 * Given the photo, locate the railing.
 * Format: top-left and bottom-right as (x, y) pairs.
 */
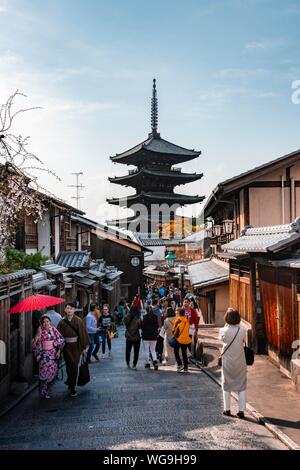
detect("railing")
(65, 237), (77, 251)
(25, 234), (38, 249)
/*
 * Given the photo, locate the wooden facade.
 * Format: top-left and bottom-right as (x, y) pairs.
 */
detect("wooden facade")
(0, 272), (34, 401)
(258, 263), (300, 370)
(91, 232), (144, 302)
(227, 253), (300, 373)
(204, 149), (300, 252)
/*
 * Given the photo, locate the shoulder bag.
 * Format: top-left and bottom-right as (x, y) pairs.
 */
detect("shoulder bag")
(244, 345), (255, 366)
(168, 321), (186, 348)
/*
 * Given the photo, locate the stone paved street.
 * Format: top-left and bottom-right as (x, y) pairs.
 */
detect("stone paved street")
(0, 328), (287, 450)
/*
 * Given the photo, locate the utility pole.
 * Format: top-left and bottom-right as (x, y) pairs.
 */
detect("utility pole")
(68, 172), (85, 209)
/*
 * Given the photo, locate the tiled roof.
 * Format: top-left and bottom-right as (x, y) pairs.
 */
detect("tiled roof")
(188, 258), (229, 288)
(74, 277), (97, 287)
(138, 236), (182, 247)
(222, 218), (300, 253)
(56, 251), (91, 269)
(270, 258), (300, 268)
(101, 282), (114, 292)
(105, 270), (123, 281)
(144, 245), (166, 261)
(108, 191), (205, 206)
(109, 168), (203, 186)
(180, 230), (205, 244)
(71, 215), (149, 252)
(111, 135), (200, 161)
(32, 272), (56, 291)
(0, 269), (36, 284)
(40, 263), (68, 275)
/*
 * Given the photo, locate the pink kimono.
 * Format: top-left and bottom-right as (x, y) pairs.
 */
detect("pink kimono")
(32, 326), (65, 398)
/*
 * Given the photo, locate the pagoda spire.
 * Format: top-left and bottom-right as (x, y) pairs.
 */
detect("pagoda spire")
(150, 78), (160, 137)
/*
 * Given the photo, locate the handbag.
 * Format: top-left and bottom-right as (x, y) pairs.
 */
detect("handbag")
(168, 337), (178, 348)
(77, 354), (90, 386)
(168, 320), (186, 348)
(218, 327), (240, 367)
(244, 345), (254, 366)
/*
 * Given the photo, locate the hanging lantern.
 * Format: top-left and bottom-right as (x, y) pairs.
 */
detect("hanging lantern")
(165, 251), (176, 268)
(206, 227), (213, 238)
(223, 219), (234, 234)
(214, 224), (222, 237)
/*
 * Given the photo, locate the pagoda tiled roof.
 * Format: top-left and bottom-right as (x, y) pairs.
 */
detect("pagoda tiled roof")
(110, 134), (201, 165)
(107, 191), (205, 206)
(109, 168), (203, 187)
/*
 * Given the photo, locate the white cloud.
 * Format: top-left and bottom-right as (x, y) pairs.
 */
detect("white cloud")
(245, 41), (270, 50)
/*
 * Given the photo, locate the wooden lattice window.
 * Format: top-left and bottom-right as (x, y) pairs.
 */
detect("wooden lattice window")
(25, 215), (38, 249)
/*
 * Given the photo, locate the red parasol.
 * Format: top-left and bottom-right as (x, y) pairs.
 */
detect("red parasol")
(8, 294), (65, 314)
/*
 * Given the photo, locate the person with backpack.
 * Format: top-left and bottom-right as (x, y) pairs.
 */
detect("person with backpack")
(124, 305), (141, 370)
(172, 308), (191, 373)
(141, 306), (159, 370)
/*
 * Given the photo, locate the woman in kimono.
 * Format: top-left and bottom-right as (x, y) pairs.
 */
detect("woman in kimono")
(32, 315), (65, 399)
(219, 308), (247, 419)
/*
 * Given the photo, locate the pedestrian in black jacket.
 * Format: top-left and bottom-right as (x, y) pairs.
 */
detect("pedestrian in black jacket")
(124, 305), (141, 370)
(141, 306), (159, 370)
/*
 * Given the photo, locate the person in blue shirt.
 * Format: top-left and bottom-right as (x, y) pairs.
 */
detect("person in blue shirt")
(159, 284), (166, 298)
(85, 304), (101, 363)
(152, 298), (163, 326)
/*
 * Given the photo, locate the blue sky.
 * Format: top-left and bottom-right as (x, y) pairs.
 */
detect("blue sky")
(1, 0), (300, 222)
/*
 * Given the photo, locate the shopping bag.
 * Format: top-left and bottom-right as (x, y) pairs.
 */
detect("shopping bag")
(77, 354), (90, 386)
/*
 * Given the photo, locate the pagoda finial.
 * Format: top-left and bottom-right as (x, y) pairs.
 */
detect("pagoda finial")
(151, 78), (159, 137)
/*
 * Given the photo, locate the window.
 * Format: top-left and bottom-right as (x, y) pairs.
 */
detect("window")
(25, 215), (38, 249)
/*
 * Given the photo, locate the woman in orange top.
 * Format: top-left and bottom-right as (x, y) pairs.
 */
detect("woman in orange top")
(172, 308), (191, 373)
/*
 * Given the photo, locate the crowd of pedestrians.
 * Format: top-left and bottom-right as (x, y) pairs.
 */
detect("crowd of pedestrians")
(31, 282), (249, 419)
(124, 282), (200, 373)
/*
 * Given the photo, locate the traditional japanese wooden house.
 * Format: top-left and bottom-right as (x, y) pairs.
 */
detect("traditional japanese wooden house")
(222, 219), (300, 390)
(204, 147), (300, 253)
(0, 270), (35, 401)
(16, 194), (84, 258)
(71, 214), (150, 302)
(188, 258), (229, 326)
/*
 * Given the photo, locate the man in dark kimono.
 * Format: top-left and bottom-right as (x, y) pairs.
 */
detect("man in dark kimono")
(57, 302), (90, 397)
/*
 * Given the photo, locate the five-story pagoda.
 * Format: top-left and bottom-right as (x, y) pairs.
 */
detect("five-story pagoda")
(107, 79), (204, 237)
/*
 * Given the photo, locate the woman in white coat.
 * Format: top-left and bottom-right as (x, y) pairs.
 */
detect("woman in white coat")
(162, 307), (176, 365)
(219, 308), (247, 419)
